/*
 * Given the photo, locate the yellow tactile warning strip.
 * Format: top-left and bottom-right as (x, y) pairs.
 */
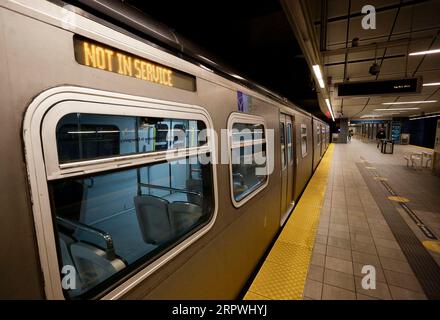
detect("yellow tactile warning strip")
(409, 144), (434, 151)
(423, 241), (440, 254)
(388, 196), (410, 203)
(243, 144), (335, 300)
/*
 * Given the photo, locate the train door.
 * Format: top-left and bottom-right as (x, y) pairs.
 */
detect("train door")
(280, 113), (295, 226)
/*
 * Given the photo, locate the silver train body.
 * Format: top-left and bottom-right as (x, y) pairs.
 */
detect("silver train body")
(0, 0), (329, 299)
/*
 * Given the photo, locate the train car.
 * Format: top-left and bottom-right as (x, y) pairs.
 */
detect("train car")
(0, 0), (329, 299)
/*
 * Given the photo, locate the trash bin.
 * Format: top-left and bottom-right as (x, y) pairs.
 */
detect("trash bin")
(381, 140), (394, 154)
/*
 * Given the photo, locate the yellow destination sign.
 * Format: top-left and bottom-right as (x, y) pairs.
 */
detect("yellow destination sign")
(74, 36), (196, 91)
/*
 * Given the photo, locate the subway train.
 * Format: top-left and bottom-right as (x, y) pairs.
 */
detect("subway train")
(0, 0), (329, 299)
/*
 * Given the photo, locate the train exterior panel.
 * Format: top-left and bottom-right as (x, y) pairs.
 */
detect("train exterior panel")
(0, 0), (329, 299)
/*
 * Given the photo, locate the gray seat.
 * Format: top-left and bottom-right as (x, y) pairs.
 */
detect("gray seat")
(70, 242), (126, 291)
(58, 232), (75, 269)
(168, 201), (203, 233)
(186, 179), (203, 207)
(134, 195), (172, 244)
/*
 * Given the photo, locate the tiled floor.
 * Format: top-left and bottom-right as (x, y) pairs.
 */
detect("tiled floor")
(303, 138), (440, 300)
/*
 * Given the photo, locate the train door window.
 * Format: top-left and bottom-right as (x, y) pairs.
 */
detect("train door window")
(228, 113), (268, 207)
(287, 123), (293, 163)
(29, 92), (217, 300)
(301, 124), (308, 157)
(317, 125), (321, 145)
(280, 122), (286, 169)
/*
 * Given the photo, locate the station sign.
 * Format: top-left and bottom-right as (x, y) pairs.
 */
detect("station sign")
(73, 36), (196, 91)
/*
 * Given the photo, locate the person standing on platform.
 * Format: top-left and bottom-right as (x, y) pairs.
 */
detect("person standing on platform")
(376, 126), (386, 148)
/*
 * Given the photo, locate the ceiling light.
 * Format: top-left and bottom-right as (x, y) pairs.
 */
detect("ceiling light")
(231, 74), (245, 80)
(325, 98), (335, 121)
(410, 114), (440, 120)
(423, 82), (440, 86)
(382, 100), (437, 105)
(374, 108), (420, 111)
(409, 48), (440, 56)
(313, 65), (325, 89)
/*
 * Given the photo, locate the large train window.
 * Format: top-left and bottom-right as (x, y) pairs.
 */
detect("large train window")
(301, 124), (308, 157)
(228, 113), (269, 207)
(26, 89), (217, 300)
(51, 155), (213, 299)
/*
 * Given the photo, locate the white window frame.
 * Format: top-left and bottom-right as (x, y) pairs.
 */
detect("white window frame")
(227, 113), (269, 208)
(23, 86), (218, 300)
(301, 123), (308, 158)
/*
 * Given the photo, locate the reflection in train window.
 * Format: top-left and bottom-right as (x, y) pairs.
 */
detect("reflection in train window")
(231, 123), (265, 143)
(51, 156), (214, 299)
(301, 124), (308, 158)
(56, 113), (207, 163)
(230, 119), (268, 205)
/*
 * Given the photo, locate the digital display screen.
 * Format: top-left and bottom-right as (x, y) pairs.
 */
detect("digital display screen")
(73, 36), (196, 91)
(337, 78), (421, 97)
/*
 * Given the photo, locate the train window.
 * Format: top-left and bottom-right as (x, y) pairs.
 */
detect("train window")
(56, 113), (207, 164)
(51, 155), (213, 299)
(301, 124), (308, 158)
(27, 91), (218, 300)
(287, 123), (293, 164)
(317, 126), (321, 145)
(228, 113), (268, 207)
(280, 122), (286, 169)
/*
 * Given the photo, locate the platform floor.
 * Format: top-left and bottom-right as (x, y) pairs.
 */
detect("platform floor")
(245, 138), (440, 300)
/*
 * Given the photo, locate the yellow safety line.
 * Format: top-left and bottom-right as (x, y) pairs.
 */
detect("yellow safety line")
(243, 144), (335, 300)
(409, 144), (434, 151)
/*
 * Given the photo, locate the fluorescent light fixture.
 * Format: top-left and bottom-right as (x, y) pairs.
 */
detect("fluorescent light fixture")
(231, 74), (245, 80)
(325, 98), (335, 121)
(410, 114), (440, 120)
(312, 65), (325, 89)
(382, 100), (437, 105)
(409, 48), (440, 56)
(423, 82), (440, 86)
(374, 108), (420, 111)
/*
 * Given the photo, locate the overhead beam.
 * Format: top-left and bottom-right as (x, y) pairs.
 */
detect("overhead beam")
(314, 0), (429, 25)
(324, 54), (405, 66)
(322, 36), (433, 57)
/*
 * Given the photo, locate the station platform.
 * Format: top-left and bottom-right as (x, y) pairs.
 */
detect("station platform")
(244, 139), (440, 300)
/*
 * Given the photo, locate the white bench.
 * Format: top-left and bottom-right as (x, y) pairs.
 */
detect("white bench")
(404, 153), (423, 169)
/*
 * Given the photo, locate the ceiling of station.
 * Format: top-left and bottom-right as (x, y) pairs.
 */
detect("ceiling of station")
(122, 0), (324, 120)
(316, 0), (440, 120)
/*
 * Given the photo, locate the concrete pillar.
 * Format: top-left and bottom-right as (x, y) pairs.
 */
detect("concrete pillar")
(338, 118), (348, 143)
